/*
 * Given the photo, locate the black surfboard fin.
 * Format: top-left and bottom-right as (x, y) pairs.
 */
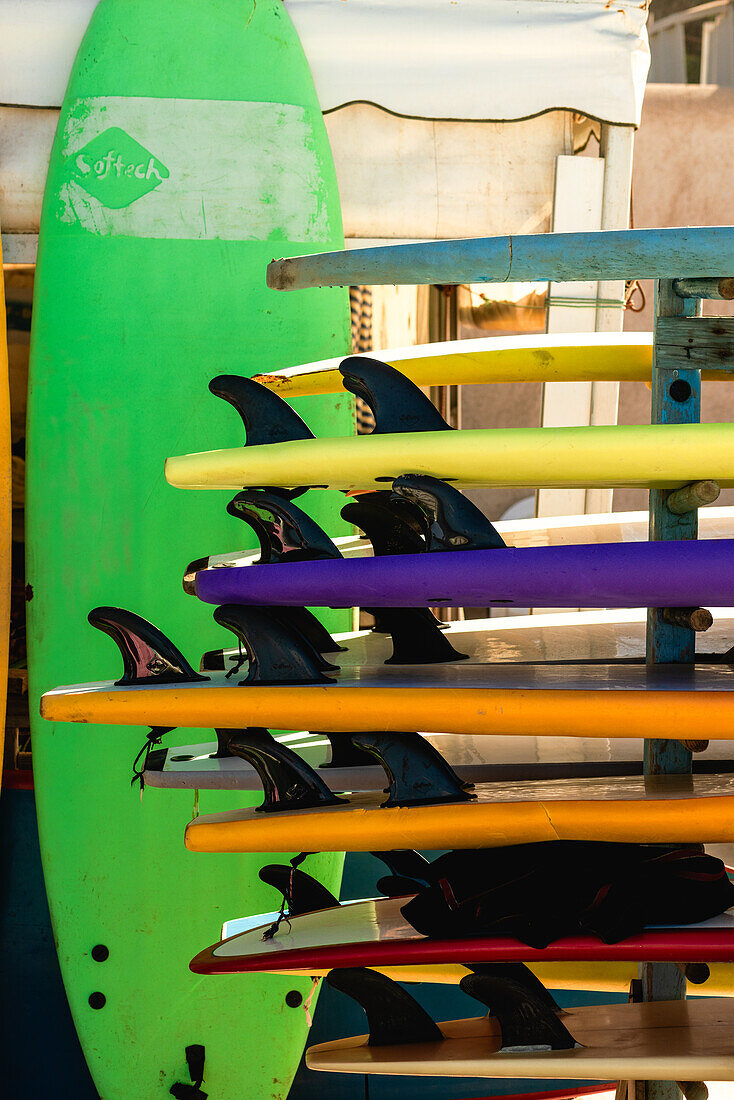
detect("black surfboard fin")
(376, 875), (426, 897)
(459, 970), (577, 1052)
(363, 606), (468, 664)
(259, 863), (340, 914)
(370, 850), (433, 884)
(213, 605), (336, 685)
(199, 606), (345, 672)
(351, 732), (475, 807)
(338, 356), (453, 435)
(341, 494), (428, 557)
(267, 606), (345, 657)
(212, 729), (236, 758)
(227, 490), (342, 563)
(227, 728), (347, 812)
(326, 968), (443, 1047)
(466, 963), (564, 1015)
(88, 607), (208, 687)
(169, 1044), (207, 1100)
(392, 474), (507, 552)
(209, 375), (315, 447)
(369, 604), (447, 635)
(315, 732), (382, 770)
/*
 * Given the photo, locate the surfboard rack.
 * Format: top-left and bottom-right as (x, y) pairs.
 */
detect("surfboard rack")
(209, 374), (314, 447)
(341, 493), (428, 556)
(212, 604), (336, 685)
(258, 864), (340, 915)
(326, 967), (443, 1046)
(339, 355), (453, 435)
(226, 490), (342, 563)
(392, 474), (507, 552)
(266, 227), (734, 291)
(351, 731), (475, 807)
(364, 606), (469, 664)
(88, 607), (208, 686)
(458, 969), (578, 1052)
(227, 728), (347, 813)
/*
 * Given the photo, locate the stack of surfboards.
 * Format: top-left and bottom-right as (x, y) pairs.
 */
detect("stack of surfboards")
(42, 321), (734, 1086)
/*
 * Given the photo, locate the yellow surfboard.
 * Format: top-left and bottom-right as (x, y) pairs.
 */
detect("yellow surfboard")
(0, 234), (12, 784)
(247, 959), (734, 997)
(252, 334), (656, 396)
(184, 773), (734, 853)
(42, 662), (734, 742)
(305, 999), (734, 1082)
(165, 422), (734, 493)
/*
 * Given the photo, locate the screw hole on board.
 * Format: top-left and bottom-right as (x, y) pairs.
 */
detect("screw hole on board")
(91, 944), (109, 962)
(89, 992), (106, 1009)
(669, 379), (692, 402)
(285, 990), (303, 1008)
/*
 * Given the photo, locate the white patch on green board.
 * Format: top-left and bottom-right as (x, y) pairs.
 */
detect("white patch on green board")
(58, 96), (330, 241)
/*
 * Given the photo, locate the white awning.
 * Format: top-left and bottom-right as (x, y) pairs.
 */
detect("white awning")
(2, 0), (649, 125)
(288, 0), (650, 126)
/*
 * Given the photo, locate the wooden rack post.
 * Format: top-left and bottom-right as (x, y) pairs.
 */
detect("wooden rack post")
(267, 226), (734, 1100)
(641, 276), (723, 1100)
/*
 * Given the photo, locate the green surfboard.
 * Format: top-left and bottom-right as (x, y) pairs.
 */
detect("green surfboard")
(26, 1), (352, 1095)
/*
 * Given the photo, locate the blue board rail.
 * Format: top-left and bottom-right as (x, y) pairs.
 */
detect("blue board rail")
(267, 225), (734, 290)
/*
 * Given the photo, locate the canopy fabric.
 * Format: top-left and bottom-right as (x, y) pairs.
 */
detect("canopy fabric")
(287, 0), (651, 126)
(2, 0), (649, 126)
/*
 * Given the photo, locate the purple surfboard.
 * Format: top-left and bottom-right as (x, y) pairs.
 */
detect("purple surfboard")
(194, 539), (734, 609)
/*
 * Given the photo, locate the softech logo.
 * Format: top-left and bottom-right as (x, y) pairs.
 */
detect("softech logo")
(72, 126), (169, 209)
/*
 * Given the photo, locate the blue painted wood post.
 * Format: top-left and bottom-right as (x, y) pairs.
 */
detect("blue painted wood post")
(645, 279), (702, 772)
(639, 279), (703, 1100)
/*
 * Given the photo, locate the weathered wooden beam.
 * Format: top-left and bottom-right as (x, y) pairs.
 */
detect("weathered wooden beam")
(661, 607), (713, 632)
(655, 316), (734, 371)
(674, 277), (734, 300)
(675, 963), (710, 985)
(666, 480), (720, 514)
(266, 226), (734, 290)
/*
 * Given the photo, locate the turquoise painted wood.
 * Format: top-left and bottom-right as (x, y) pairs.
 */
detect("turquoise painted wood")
(267, 226), (734, 290)
(645, 279), (701, 776)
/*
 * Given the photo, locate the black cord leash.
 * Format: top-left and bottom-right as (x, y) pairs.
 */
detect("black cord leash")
(262, 852), (313, 940)
(131, 726), (176, 791)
